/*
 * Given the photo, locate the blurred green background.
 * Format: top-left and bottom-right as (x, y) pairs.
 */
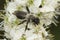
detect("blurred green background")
(0, 0), (60, 40)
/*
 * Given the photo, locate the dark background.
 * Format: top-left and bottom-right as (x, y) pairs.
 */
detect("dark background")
(0, 0), (60, 40)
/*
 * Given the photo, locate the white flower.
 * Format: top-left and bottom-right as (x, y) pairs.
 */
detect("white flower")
(10, 28), (25, 40)
(3, 0), (60, 40)
(39, 0), (58, 12)
(6, 2), (17, 14)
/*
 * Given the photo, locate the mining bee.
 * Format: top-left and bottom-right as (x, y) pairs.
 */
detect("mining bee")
(13, 6), (40, 31)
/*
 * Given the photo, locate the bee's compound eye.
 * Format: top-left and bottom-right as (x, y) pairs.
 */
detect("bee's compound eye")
(13, 11), (27, 19)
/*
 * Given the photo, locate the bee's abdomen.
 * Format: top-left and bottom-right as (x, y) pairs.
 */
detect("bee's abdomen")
(14, 11), (27, 19)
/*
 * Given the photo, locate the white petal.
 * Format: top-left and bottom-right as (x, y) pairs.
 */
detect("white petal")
(40, 5), (55, 12)
(29, 5), (39, 13)
(26, 34), (37, 40)
(33, 0), (42, 7)
(6, 2), (17, 13)
(44, 0), (57, 8)
(10, 28), (25, 40)
(14, 0), (27, 6)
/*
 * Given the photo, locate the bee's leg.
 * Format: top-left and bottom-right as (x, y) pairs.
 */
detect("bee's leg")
(25, 19), (30, 31)
(18, 20), (27, 25)
(26, 6), (30, 13)
(25, 21), (29, 31)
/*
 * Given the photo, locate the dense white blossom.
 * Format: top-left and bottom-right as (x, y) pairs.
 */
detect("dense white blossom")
(0, 0), (60, 40)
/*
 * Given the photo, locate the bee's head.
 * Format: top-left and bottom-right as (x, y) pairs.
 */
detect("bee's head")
(29, 15), (40, 25)
(32, 17), (40, 25)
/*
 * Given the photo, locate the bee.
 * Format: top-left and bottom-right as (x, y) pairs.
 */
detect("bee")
(13, 6), (40, 31)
